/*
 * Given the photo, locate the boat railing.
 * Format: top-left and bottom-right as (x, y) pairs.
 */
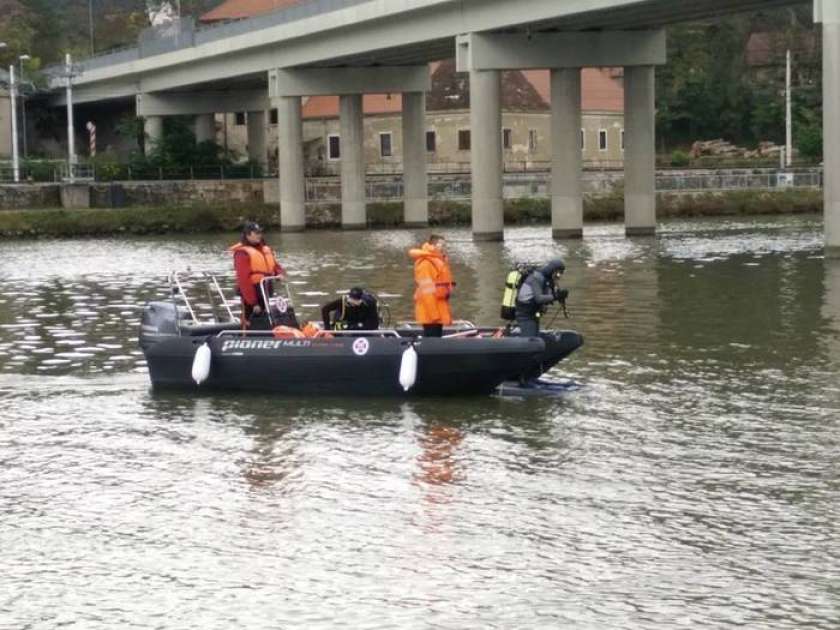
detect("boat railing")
(396, 319), (478, 330)
(169, 270), (237, 325)
(444, 330), (481, 339)
(214, 329), (404, 339)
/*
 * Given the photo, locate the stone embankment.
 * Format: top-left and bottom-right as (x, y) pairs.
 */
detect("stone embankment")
(0, 168), (821, 211)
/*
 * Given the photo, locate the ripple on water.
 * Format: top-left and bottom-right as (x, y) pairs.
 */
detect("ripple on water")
(0, 219), (838, 629)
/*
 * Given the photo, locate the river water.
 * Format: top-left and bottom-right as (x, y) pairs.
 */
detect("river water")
(1, 215), (838, 629)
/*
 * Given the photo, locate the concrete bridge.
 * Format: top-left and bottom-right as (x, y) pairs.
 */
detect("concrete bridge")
(44, 0), (840, 251)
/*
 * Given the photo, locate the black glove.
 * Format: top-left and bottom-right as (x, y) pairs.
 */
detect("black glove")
(554, 288), (569, 303)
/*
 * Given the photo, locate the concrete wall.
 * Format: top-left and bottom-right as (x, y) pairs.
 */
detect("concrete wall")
(89, 179), (264, 207)
(0, 90), (11, 159)
(0, 184), (62, 210)
(218, 108), (626, 172)
(0, 180), (263, 210)
(0, 167), (820, 211)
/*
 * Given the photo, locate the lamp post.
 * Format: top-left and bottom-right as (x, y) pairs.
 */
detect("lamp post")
(785, 49), (793, 169)
(18, 54), (30, 159)
(65, 54), (78, 183)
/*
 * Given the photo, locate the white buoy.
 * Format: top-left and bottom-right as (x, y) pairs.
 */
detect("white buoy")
(399, 345), (418, 392)
(191, 343), (212, 385)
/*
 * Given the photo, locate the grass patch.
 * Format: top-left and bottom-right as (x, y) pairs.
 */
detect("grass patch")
(0, 204), (280, 238)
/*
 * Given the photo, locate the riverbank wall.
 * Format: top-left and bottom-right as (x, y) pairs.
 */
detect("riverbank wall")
(0, 188), (823, 238)
(0, 167), (821, 211)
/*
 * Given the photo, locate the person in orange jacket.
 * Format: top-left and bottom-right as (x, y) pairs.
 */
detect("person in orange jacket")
(409, 234), (455, 338)
(229, 222), (286, 327)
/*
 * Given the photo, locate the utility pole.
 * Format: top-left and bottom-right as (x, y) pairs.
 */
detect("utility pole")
(64, 53), (78, 183)
(9, 65), (20, 183)
(786, 49), (793, 168)
(19, 54), (30, 159)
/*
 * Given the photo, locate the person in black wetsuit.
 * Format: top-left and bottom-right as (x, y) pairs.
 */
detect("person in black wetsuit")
(515, 259), (569, 338)
(321, 287), (380, 331)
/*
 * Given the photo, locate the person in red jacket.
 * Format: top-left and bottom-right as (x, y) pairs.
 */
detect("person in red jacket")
(229, 222), (286, 326)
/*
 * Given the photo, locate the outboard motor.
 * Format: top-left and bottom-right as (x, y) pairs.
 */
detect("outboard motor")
(139, 301), (180, 352)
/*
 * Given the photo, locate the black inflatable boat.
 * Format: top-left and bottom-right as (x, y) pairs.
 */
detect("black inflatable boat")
(138, 272), (583, 397)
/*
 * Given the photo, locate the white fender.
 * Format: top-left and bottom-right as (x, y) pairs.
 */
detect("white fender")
(191, 343), (212, 385)
(399, 345), (418, 392)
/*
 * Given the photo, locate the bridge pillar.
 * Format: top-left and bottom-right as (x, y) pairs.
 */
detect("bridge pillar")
(470, 69), (504, 241)
(624, 65), (657, 236)
(340, 94), (366, 230)
(823, 6), (840, 254)
(551, 68), (583, 240)
(277, 96), (306, 232)
(247, 110), (267, 164)
(402, 91), (428, 227)
(143, 115), (163, 156)
(194, 114), (215, 144)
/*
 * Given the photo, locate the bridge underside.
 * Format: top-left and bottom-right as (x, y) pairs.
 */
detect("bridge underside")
(308, 0), (806, 68)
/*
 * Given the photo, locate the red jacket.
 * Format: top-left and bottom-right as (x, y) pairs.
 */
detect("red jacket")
(232, 242), (285, 306)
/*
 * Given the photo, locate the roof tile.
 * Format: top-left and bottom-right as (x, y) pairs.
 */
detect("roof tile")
(201, 0), (304, 23)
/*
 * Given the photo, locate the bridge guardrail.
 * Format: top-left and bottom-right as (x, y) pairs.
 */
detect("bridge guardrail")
(46, 0), (374, 76)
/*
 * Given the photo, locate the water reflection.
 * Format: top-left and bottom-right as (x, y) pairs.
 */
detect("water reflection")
(821, 259), (840, 370)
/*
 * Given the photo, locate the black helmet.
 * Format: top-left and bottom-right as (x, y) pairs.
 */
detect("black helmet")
(243, 221), (263, 234)
(348, 287), (365, 300)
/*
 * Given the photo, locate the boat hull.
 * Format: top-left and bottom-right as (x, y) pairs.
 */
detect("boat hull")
(143, 333), (547, 397)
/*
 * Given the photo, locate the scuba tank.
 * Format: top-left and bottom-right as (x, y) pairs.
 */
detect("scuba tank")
(500, 264), (536, 320)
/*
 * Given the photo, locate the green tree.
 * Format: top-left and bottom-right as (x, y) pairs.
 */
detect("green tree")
(656, 7), (821, 153)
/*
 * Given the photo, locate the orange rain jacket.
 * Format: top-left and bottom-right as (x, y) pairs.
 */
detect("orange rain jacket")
(409, 243), (455, 326)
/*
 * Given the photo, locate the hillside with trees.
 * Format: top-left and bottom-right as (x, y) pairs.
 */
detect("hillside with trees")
(657, 5), (821, 159)
(0, 0), (217, 70)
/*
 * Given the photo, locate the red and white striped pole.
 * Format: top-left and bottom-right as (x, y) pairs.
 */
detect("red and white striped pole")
(86, 121), (96, 158)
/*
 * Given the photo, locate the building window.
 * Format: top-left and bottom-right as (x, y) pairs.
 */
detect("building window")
(528, 129), (538, 153)
(502, 128), (512, 150)
(234, 112), (246, 126)
(621, 129), (625, 151)
(426, 130), (437, 153)
(599, 129), (608, 151)
(458, 129), (471, 151)
(270, 109), (278, 125)
(379, 132), (393, 158)
(328, 134), (341, 160)
(580, 129), (586, 150)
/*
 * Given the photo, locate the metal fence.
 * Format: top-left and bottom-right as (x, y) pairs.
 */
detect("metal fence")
(0, 163), (264, 183)
(0, 163), (824, 200)
(655, 170), (822, 192)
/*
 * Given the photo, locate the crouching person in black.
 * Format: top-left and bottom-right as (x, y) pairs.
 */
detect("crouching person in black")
(515, 259), (569, 338)
(322, 287), (380, 331)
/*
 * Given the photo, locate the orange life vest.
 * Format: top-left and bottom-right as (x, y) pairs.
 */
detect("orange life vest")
(273, 326), (306, 339)
(229, 243), (279, 286)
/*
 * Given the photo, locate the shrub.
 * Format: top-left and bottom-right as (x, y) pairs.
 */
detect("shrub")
(670, 150), (691, 167)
